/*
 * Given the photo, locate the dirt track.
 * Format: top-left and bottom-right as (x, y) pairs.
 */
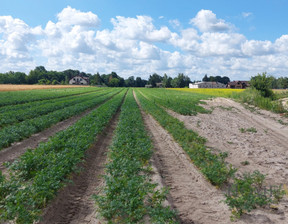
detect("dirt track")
(168, 97), (288, 223)
(38, 110), (120, 224)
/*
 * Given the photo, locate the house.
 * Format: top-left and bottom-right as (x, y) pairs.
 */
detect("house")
(69, 76), (89, 85)
(156, 82), (163, 88)
(189, 81), (226, 88)
(227, 81), (249, 89)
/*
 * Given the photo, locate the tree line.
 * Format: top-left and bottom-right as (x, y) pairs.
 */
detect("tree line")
(0, 66), (193, 88)
(1, 66), (287, 89)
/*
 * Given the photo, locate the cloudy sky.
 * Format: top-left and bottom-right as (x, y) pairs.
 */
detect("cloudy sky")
(1, 0), (288, 80)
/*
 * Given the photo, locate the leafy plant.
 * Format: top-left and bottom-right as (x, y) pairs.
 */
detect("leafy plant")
(135, 89), (236, 186)
(239, 127), (257, 133)
(225, 171), (285, 220)
(0, 90), (126, 223)
(94, 90), (178, 223)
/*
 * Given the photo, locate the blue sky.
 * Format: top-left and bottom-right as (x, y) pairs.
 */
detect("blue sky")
(1, 0), (288, 80)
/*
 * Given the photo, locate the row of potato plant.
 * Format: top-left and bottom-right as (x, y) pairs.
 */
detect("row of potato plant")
(0, 88), (105, 114)
(0, 89), (111, 128)
(135, 89), (236, 186)
(139, 88), (211, 115)
(0, 89), (121, 150)
(136, 89), (284, 219)
(0, 87), (99, 107)
(94, 89), (178, 223)
(0, 89), (126, 223)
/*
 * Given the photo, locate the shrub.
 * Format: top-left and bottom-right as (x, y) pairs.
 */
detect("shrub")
(250, 72), (275, 98)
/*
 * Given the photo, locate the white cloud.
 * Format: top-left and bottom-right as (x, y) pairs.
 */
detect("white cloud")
(169, 19), (181, 29)
(57, 6), (100, 28)
(110, 15), (172, 42)
(1, 7), (288, 80)
(242, 12), (253, 18)
(241, 40), (275, 56)
(190, 9), (232, 32)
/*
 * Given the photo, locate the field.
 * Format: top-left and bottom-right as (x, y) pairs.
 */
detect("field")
(0, 85), (288, 223)
(0, 84), (91, 91)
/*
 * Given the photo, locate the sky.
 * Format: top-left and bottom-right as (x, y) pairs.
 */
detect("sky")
(1, 0), (288, 80)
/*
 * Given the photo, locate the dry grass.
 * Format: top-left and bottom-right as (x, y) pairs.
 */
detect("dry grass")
(0, 84), (90, 92)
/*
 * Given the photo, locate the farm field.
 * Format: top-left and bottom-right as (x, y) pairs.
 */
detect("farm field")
(0, 84), (91, 91)
(0, 86), (288, 223)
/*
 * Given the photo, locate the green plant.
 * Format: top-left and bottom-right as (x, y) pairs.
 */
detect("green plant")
(135, 89), (236, 186)
(239, 127), (257, 133)
(225, 171), (284, 220)
(0, 90), (126, 223)
(250, 72), (274, 98)
(241, 161), (250, 166)
(94, 90), (178, 223)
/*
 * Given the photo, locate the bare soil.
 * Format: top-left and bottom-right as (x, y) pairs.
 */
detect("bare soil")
(0, 108), (96, 175)
(134, 92), (240, 224)
(168, 97), (288, 223)
(38, 110), (120, 224)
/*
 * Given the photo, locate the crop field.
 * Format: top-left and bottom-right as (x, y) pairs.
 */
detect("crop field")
(0, 84), (91, 91)
(0, 86), (288, 223)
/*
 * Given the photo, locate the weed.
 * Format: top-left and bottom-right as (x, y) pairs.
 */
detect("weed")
(241, 161), (250, 166)
(225, 171), (285, 220)
(240, 127), (257, 133)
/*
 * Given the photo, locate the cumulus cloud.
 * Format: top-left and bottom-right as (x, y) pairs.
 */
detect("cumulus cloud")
(110, 15), (172, 42)
(190, 10), (232, 32)
(57, 6), (100, 28)
(1, 7), (288, 79)
(0, 15), (41, 61)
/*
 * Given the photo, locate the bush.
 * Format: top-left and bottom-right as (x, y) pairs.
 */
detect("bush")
(250, 72), (275, 98)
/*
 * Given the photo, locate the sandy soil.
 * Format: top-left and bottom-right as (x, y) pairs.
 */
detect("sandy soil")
(168, 97), (288, 223)
(134, 92), (241, 224)
(38, 109), (120, 224)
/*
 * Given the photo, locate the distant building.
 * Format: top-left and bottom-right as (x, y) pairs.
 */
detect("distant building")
(227, 81), (249, 89)
(189, 81), (226, 88)
(69, 76), (89, 85)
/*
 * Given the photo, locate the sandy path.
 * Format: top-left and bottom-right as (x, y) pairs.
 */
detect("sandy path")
(135, 94), (239, 224)
(38, 109), (120, 224)
(168, 97), (288, 223)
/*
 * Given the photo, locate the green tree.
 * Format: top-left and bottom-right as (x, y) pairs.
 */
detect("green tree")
(109, 78), (120, 87)
(162, 74), (172, 88)
(250, 72), (274, 98)
(148, 73), (162, 87)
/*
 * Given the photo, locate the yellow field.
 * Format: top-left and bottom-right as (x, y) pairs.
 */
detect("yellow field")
(169, 88), (244, 97)
(0, 84), (91, 92)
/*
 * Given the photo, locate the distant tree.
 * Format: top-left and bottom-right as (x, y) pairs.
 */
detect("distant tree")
(125, 76), (135, 87)
(221, 76), (230, 85)
(162, 73), (172, 88)
(202, 74), (209, 82)
(90, 73), (103, 85)
(148, 73), (162, 87)
(135, 77), (143, 87)
(109, 78), (120, 87)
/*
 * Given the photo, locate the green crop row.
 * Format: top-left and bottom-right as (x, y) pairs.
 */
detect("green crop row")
(0, 89), (112, 128)
(0, 88), (106, 114)
(0, 89), (126, 223)
(135, 89), (285, 219)
(138, 88), (211, 115)
(0, 89), (121, 150)
(0, 87), (100, 107)
(135, 89), (236, 186)
(94, 89), (178, 223)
